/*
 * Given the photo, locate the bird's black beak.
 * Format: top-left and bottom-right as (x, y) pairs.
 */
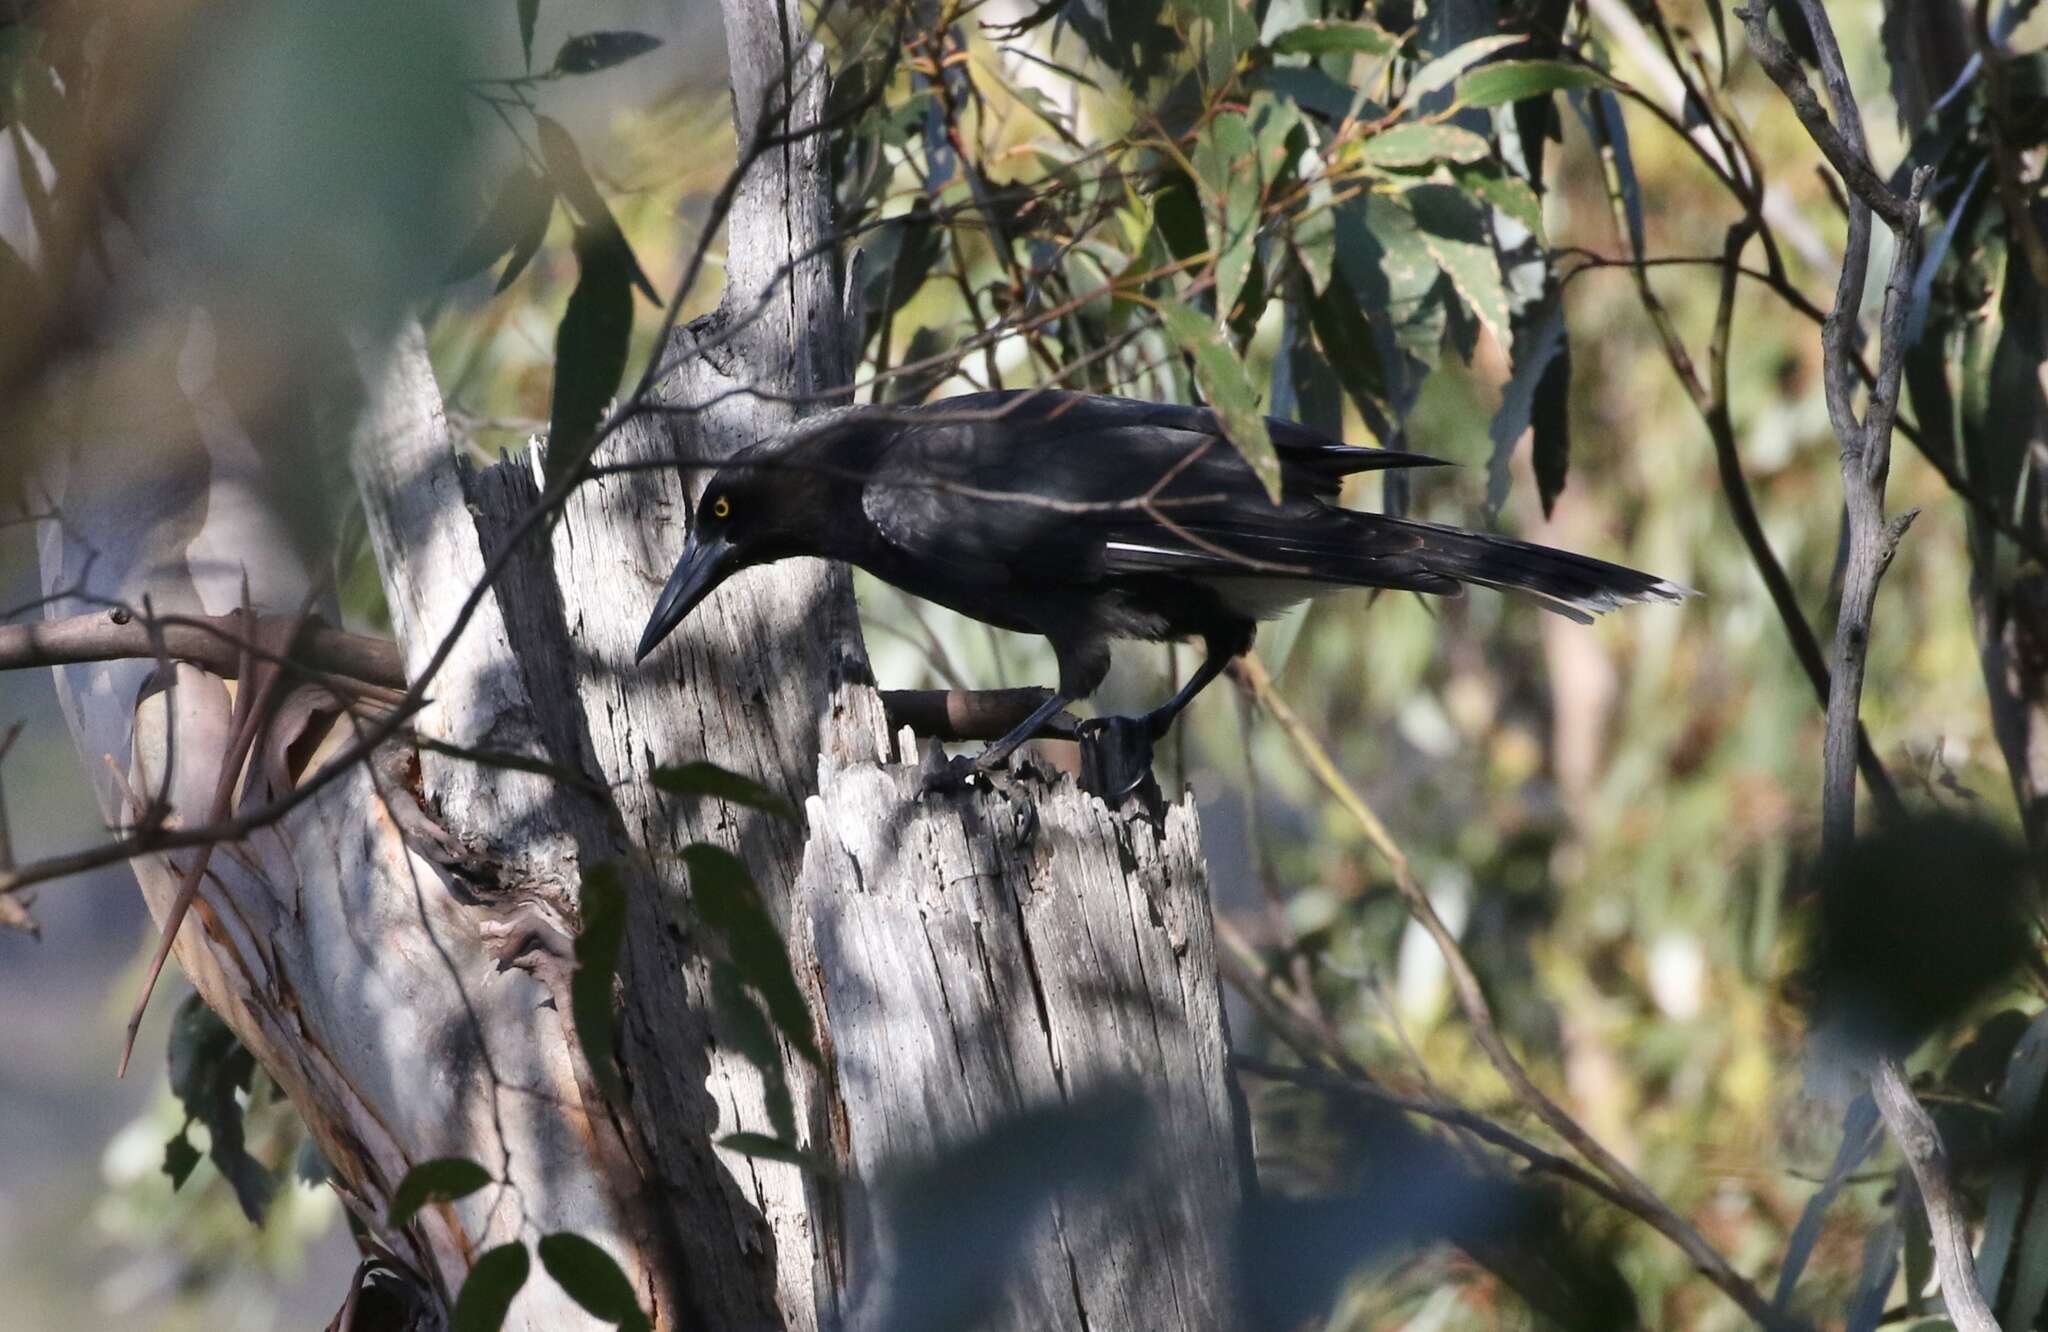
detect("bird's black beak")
(636, 533), (739, 661)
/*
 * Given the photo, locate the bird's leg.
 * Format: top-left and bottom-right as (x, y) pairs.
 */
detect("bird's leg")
(1138, 630), (1249, 738)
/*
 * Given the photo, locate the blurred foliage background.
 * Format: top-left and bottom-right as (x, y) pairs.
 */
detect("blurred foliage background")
(6, 0), (2048, 1327)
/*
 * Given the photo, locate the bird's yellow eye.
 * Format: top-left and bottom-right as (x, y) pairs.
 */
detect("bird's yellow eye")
(712, 495), (731, 519)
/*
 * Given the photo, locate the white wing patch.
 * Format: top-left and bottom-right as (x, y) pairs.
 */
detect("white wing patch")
(1203, 577), (1320, 621)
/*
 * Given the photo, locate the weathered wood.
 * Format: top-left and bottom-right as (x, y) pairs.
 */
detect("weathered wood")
(795, 761), (1240, 1329)
(35, 309), (613, 1329)
(24, 4), (1246, 1329)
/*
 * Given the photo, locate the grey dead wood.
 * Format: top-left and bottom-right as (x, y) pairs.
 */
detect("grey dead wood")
(1742, 4), (1995, 1328)
(18, 4), (1244, 1331)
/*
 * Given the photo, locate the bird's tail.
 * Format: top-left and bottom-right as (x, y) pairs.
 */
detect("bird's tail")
(1366, 516), (1691, 624)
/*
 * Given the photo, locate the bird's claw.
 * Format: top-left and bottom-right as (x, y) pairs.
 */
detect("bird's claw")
(916, 744), (1028, 798)
(1077, 714), (1159, 803)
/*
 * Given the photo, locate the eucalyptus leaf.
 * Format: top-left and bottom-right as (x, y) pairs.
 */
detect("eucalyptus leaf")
(1486, 287), (1566, 515)
(1409, 185), (1510, 350)
(544, 223), (635, 488)
(1456, 59), (1607, 109)
(517, 0), (538, 70)
(538, 1232), (651, 1332)
(389, 1157), (494, 1230)
(165, 993), (273, 1223)
(1268, 18), (1398, 57)
(1362, 123), (1492, 169)
(1400, 33), (1522, 110)
(1156, 297), (1280, 500)
(535, 115), (657, 301)
(446, 165), (552, 285)
(453, 1242), (531, 1332)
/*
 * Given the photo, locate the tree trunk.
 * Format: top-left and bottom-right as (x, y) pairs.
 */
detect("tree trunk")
(27, 4), (1242, 1329)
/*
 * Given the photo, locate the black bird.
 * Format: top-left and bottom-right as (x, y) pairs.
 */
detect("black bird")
(636, 390), (1686, 787)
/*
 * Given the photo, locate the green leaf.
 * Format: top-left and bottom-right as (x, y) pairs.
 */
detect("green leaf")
(1409, 184), (1510, 350)
(1361, 123), (1491, 169)
(1289, 183), (1337, 295)
(538, 1232), (651, 1332)
(1400, 33), (1522, 109)
(166, 993), (274, 1224)
(720, 1131), (826, 1171)
(1192, 109), (1259, 319)
(1455, 59), (1608, 108)
(551, 31), (662, 76)
(685, 844), (821, 1064)
(1485, 287), (1566, 515)
(1268, 18), (1397, 57)
(447, 166), (553, 285)
(544, 223), (635, 488)
(389, 1157), (494, 1230)
(651, 761), (797, 821)
(535, 115), (657, 301)
(572, 864), (629, 1101)
(453, 1242), (531, 1332)
(517, 0), (539, 71)
(1155, 297), (1280, 501)
(1449, 160), (1543, 237)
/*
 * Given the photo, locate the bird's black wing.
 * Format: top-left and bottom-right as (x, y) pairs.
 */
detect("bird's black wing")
(857, 390), (1442, 583)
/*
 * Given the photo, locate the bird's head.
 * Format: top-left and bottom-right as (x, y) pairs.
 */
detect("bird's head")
(634, 454), (802, 662)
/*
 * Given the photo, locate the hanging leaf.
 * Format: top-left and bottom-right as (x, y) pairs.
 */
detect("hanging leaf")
(1772, 1096), (1882, 1310)
(1455, 59), (1608, 108)
(1192, 109), (1259, 319)
(551, 32), (663, 77)
(517, 0), (539, 71)
(495, 179), (556, 293)
(537, 1232), (651, 1332)
(453, 1242), (531, 1332)
(1448, 159), (1543, 237)
(1268, 18), (1398, 57)
(543, 223), (635, 488)
(1977, 1011), (2048, 1307)
(389, 1157), (494, 1230)
(685, 844), (821, 1065)
(1485, 286), (1567, 515)
(1361, 122), (1491, 169)
(1574, 89), (1644, 259)
(1409, 185), (1511, 350)
(1531, 336), (1572, 516)
(651, 761), (797, 821)
(446, 165), (553, 285)
(165, 993), (274, 1223)
(1156, 296), (1280, 501)
(535, 115), (657, 301)
(571, 864), (629, 1101)
(1399, 33), (1523, 110)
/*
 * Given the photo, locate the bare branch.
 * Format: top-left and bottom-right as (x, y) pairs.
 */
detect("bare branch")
(1233, 653), (1797, 1332)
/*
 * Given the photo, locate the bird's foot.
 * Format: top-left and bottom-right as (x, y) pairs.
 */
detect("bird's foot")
(1077, 714), (1159, 803)
(917, 743), (1027, 797)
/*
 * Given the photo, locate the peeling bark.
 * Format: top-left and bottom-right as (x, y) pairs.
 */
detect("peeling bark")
(25, 3), (1243, 1328)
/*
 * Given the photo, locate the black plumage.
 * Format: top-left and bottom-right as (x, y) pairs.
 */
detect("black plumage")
(636, 390), (1686, 785)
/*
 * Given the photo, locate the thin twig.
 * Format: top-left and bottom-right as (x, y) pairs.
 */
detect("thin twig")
(1743, 3), (1994, 1325)
(1233, 652), (1796, 1331)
